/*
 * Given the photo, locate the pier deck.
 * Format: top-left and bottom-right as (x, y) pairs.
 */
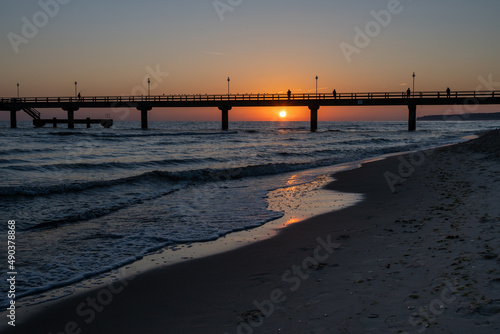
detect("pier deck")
(1, 91), (499, 131)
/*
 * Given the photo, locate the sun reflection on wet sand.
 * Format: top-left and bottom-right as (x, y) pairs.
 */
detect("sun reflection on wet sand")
(267, 174), (363, 228)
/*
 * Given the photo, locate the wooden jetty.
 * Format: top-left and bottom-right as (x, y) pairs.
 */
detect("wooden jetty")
(9, 106), (112, 129)
(33, 118), (113, 128)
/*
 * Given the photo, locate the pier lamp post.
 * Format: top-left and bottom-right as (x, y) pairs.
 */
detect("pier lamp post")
(315, 76), (318, 97)
(412, 72), (415, 98)
(148, 78), (151, 98)
(227, 77), (230, 95)
(75, 81), (77, 98)
(17, 83), (19, 99)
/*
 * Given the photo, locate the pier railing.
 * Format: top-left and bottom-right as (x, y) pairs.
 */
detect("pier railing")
(1, 90), (498, 104)
(2, 90), (500, 131)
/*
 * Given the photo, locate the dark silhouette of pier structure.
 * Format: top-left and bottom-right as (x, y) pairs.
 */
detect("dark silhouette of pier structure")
(1, 90), (499, 131)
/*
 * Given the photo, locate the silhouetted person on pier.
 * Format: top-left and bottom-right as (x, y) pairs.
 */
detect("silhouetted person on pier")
(407, 88), (411, 98)
(446, 87), (451, 98)
(333, 89), (337, 99)
(287, 89), (291, 100)
(78, 92), (81, 101)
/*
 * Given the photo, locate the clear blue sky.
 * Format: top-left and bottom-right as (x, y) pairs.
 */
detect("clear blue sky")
(1, 0), (499, 121)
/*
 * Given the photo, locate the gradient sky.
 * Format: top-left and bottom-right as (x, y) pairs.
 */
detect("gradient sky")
(1, 0), (500, 122)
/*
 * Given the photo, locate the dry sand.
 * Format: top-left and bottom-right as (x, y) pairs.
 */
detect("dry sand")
(6, 130), (500, 334)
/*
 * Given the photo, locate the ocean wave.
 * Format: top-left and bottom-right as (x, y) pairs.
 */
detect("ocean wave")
(2, 156), (221, 172)
(0, 147), (59, 155)
(313, 148), (340, 155)
(25, 188), (179, 231)
(278, 126), (307, 130)
(277, 151), (309, 157)
(0, 253), (147, 309)
(48, 130), (239, 138)
(0, 172), (159, 197)
(0, 159), (342, 198)
(0, 158), (31, 165)
(48, 131), (89, 136)
(339, 137), (393, 145)
(82, 233), (125, 240)
(0, 209), (284, 308)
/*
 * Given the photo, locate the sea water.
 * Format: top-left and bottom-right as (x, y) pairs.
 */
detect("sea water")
(0, 120), (497, 306)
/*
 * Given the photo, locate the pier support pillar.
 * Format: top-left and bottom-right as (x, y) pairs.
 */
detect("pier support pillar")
(141, 109), (148, 129)
(137, 105), (152, 129)
(408, 104), (417, 131)
(67, 109), (75, 129)
(62, 107), (79, 129)
(10, 109), (17, 128)
(53, 118), (57, 127)
(218, 106), (232, 130)
(309, 105), (319, 132)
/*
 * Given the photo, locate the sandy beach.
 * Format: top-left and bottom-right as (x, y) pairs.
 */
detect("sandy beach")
(6, 130), (500, 334)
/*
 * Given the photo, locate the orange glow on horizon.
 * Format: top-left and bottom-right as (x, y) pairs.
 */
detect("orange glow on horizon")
(4, 104), (499, 123)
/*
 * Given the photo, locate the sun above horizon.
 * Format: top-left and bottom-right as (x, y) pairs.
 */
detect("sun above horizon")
(279, 111), (287, 118)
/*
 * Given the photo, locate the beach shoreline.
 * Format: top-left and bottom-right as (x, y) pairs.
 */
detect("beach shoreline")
(5, 161), (364, 313)
(5, 130), (500, 333)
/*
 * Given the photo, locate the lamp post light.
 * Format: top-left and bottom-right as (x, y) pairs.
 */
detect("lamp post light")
(315, 76), (318, 97)
(75, 81), (77, 98)
(17, 83), (19, 99)
(412, 72), (415, 98)
(227, 77), (230, 95)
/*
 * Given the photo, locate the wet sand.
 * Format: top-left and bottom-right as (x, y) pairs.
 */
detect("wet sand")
(7, 130), (500, 333)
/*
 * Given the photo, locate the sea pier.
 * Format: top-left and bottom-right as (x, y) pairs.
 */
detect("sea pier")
(1, 90), (499, 131)
(33, 118), (113, 128)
